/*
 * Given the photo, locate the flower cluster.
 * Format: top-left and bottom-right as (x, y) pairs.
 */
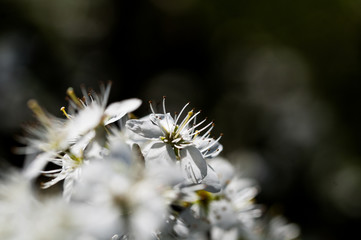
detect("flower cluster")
(1, 84), (300, 240)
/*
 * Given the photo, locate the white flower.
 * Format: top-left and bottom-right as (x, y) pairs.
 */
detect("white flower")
(22, 84), (141, 201)
(168, 165), (261, 239)
(71, 139), (171, 240)
(126, 97), (222, 188)
(208, 157), (236, 188)
(19, 99), (68, 155)
(0, 171), (119, 240)
(210, 177), (262, 229)
(264, 216), (300, 240)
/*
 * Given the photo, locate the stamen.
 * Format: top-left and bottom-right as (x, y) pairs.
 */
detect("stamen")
(40, 169), (62, 174)
(90, 88), (101, 103)
(27, 99), (50, 125)
(193, 130), (200, 139)
(101, 82), (112, 108)
(204, 148), (220, 158)
(88, 92), (94, 102)
(201, 123), (215, 140)
(149, 100), (156, 114)
(174, 110), (193, 138)
(190, 114), (198, 134)
(183, 110), (201, 132)
(188, 118), (210, 136)
(174, 143), (192, 149)
(174, 102), (190, 126)
(163, 96), (171, 134)
(60, 107), (71, 119)
(172, 138), (182, 144)
(67, 87), (83, 108)
(200, 133), (223, 153)
(80, 84), (91, 105)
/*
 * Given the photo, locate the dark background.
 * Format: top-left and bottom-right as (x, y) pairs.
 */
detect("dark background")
(1, 1), (361, 239)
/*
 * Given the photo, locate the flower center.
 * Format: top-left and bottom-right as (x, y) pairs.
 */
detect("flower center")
(149, 97), (221, 159)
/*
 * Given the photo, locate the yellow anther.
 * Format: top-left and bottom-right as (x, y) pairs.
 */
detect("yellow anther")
(60, 107), (71, 119)
(27, 99), (50, 125)
(66, 87), (83, 108)
(174, 111), (193, 138)
(193, 130), (200, 139)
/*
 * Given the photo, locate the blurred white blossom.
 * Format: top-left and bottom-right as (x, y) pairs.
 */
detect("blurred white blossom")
(1, 84), (301, 240)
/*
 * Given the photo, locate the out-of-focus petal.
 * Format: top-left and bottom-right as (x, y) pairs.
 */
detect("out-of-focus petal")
(104, 98), (142, 125)
(202, 164), (221, 193)
(23, 152), (54, 179)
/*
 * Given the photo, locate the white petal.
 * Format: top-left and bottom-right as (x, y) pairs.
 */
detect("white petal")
(144, 142), (175, 167)
(104, 98), (142, 125)
(180, 146), (207, 184)
(23, 152), (53, 179)
(149, 113), (175, 133)
(202, 164), (221, 193)
(208, 157), (235, 187)
(126, 116), (163, 139)
(63, 177), (74, 202)
(66, 104), (103, 141)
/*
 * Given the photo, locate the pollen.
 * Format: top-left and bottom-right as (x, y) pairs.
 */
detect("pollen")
(60, 107), (71, 119)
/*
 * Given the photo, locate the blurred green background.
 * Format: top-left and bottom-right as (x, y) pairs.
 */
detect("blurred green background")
(1, 0), (361, 239)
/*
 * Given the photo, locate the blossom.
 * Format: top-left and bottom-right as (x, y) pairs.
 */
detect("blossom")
(71, 138), (173, 240)
(0, 171), (120, 240)
(10, 86), (302, 240)
(162, 158), (262, 240)
(126, 97), (222, 188)
(22, 83), (141, 200)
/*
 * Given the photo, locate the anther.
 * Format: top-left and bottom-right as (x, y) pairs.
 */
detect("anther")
(149, 100), (156, 114)
(175, 110), (194, 138)
(67, 87), (83, 108)
(27, 99), (50, 125)
(60, 107), (71, 119)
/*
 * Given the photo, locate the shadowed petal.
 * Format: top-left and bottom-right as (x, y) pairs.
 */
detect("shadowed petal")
(144, 142), (176, 167)
(180, 146), (207, 184)
(126, 117), (163, 139)
(202, 164), (221, 193)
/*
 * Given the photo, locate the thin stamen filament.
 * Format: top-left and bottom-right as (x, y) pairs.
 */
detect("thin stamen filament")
(174, 102), (190, 127)
(201, 124), (215, 140)
(67, 88), (83, 108)
(163, 96), (171, 135)
(27, 100), (51, 125)
(174, 110), (193, 138)
(101, 82), (112, 109)
(188, 120), (212, 137)
(200, 134), (223, 153)
(149, 101), (156, 114)
(183, 111), (201, 132)
(60, 107), (71, 119)
(204, 148), (220, 158)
